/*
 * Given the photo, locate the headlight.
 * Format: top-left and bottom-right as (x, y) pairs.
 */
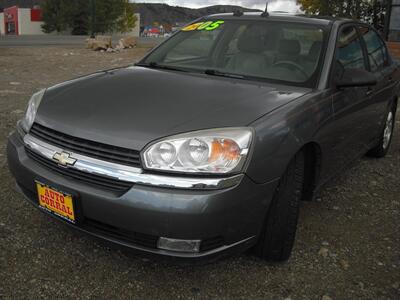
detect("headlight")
(142, 128), (253, 174)
(21, 89), (46, 132)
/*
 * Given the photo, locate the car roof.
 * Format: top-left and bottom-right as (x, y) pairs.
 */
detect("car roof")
(205, 12), (355, 27)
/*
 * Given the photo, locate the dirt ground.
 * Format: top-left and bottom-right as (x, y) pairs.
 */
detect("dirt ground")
(0, 46), (399, 300)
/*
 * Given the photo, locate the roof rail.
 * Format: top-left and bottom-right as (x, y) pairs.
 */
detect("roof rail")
(233, 9), (243, 17)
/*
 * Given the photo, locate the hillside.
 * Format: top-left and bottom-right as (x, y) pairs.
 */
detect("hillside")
(0, 0), (42, 9)
(136, 3), (261, 26)
(0, 1), (260, 27)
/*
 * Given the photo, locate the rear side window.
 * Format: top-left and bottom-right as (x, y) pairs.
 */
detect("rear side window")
(358, 26), (388, 72)
(336, 26), (367, 71)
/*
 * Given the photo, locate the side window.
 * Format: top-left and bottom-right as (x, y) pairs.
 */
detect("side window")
(335, 26), (367, 72)
(359, 26), (388, 72)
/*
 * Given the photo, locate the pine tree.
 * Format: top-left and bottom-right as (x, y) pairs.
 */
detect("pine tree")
(41, 0), (70, 33)
(297, 0), (386, 29)
(41, 0), (137, 35)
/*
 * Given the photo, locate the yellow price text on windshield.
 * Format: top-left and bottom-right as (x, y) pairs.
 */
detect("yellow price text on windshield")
(182, 21), (225, 32)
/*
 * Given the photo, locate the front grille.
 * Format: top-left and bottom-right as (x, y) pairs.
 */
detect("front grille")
(30, 123), (141, 168)
(26, 147), (133, 192)
(84, 218), (159, 249)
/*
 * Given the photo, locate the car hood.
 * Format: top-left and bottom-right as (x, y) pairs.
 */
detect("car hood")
(35, 66), (310, 150)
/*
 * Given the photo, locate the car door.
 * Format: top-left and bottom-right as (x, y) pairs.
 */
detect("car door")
(328, 25), (372, 172)
(358, 25), (396, 146)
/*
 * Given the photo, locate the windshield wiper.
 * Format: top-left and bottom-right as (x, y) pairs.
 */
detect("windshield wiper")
(135, 62), (188, 72)
(204, 69), (245, 79)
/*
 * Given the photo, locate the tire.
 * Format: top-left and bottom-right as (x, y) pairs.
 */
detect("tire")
(253, 151), (305, 262)
(367, 104), (396, 158)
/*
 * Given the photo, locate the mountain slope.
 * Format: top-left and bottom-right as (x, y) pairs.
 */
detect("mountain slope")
(0, 0), (42, 9)
(136, 3), (261, 26)
(0, 1), (260, 28)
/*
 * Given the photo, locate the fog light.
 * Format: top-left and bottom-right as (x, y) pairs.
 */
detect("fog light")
(157, 237), (201, 253)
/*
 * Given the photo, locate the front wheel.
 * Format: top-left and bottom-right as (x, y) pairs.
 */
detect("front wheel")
(367, 104), (396, 158)
(253, 151), (305, 262)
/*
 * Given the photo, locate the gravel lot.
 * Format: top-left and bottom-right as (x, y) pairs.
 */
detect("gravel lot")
(0, 46), (399, 300)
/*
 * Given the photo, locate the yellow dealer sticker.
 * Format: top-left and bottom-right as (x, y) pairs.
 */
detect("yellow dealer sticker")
(182, 20), (225, 32)
(36, 182), (75, 223)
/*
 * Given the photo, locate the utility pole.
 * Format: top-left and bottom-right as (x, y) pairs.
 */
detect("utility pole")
(90, 0), (96, 38)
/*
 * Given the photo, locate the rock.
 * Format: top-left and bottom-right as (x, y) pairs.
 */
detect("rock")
(339, 259), (349, 270)
(322, 241), (330, 246)
(11, 109), (24, 115)
(322, 295), (333, 300)
(118, 36), (137, 48)
(318, 247), (329, 258)
(92, 41), (110, 51)
(190, 287), (200, 295)
(105, 47), (121, 53)
(86, 38), (96, 49)
(332, 206), (340, 211)
(87, 35), (112, 51)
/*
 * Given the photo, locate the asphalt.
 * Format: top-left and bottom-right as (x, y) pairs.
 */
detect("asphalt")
(0, 35), (164, 47)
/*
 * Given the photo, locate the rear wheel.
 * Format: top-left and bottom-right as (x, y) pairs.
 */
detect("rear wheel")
(367, 104), (396, 158)
(253, 151), (305, 262)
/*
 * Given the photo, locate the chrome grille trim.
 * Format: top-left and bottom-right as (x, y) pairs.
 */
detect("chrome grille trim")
(24, 134), (244, 190)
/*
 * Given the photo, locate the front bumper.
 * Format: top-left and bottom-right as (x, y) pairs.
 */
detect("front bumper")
(7, 131), (279, 259)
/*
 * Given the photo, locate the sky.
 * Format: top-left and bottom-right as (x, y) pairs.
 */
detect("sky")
(137, 0), (301, 12)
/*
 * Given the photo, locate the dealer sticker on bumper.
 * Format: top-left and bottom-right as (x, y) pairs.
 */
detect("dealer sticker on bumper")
(36, 182), (75, 223)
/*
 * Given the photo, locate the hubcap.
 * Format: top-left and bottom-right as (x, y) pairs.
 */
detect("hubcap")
(383, 111), (394, 149)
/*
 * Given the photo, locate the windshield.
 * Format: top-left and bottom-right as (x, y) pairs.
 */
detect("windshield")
(140, 19), (327, 87)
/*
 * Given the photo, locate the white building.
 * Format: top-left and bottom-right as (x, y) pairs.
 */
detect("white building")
(0, 5), (45, 35)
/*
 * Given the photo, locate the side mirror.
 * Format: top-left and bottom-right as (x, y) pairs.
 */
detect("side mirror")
(336, 68), (377, 88)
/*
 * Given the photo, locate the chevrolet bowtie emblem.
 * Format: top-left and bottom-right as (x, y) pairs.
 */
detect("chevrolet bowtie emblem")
(52, 151), (77, 167)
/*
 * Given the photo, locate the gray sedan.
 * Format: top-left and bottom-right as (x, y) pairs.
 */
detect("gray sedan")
(7, 13), (399, 262)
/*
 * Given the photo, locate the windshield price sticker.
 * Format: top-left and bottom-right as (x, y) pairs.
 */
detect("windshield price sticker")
(182, 20), (225, 32)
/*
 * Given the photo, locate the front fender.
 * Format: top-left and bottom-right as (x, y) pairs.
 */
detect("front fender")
(245, 91), (334, 184)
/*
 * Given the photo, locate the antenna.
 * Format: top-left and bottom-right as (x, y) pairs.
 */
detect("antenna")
(261, 0), (269, 17)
